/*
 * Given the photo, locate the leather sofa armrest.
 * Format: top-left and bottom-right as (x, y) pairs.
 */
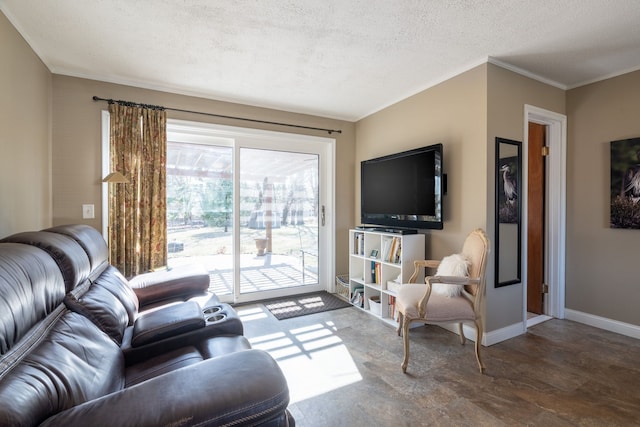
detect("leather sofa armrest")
(128, 264), (210, 308)
(131, 301), (205, 347)
(39, 349), (292, 427)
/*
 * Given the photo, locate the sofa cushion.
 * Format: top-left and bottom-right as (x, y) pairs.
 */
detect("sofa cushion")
(64, 288), (130, 344)
(90, 265), (140, 323)
(45, 224), (110, 276)
(38, 350), (292, 427)
(124, 346), (203, 387)
(1, 231), (91, 293)
(0, 311), (124, 426)
(0, 243), (66, 355)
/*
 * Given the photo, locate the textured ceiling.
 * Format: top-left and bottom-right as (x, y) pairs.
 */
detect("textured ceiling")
(3, 0), (640, 121)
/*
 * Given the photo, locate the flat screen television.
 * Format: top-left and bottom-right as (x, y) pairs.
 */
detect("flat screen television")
(360, 143), (444, 230)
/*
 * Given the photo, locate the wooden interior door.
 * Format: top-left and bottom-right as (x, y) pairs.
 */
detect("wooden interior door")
(527, 122), (546, 314)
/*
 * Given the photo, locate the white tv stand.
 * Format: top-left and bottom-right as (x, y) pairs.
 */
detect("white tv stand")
(348, 229), (425, 327)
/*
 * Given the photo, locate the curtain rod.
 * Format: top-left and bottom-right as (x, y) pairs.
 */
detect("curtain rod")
(92, 96), (342, 135)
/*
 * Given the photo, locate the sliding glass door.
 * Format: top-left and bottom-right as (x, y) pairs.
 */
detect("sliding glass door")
(166, 141), (235, 297)
(165, 120), (332, 303)
(238, 148), (319, 296)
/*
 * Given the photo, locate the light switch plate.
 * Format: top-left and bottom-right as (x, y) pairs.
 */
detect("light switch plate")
(82, 204), (95, 219)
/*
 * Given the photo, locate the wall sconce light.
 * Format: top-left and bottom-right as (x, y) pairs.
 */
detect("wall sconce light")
(102, 171), (129, 184)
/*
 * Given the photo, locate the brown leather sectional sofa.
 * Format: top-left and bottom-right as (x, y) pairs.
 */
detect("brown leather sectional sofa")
(0, 224), (294, 426)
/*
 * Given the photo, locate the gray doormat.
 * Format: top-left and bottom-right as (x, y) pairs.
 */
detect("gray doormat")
(263, 291), (352, 320)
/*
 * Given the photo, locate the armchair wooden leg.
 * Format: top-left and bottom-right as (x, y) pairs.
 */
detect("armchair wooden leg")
(474, 320), (485, 374)
(396, 312), (403, 336)
(401, 317), (410, 373)
(458, 322), (466, 345)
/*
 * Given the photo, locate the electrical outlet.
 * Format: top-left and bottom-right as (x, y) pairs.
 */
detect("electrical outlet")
(82, 204), (95, 219)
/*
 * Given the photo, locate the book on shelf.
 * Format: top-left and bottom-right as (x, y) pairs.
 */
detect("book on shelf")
(370, 260), (375, 283)
(388, 237), (396, 262)
(381, 237), (402, 264)
(381, 238), (392, 262)
(388, 295), (397, 320)
(394, 241), (402, 264)
(370, 261), (381, 284)
(351, 287), (364, 307)
(354, 232), (365, 255)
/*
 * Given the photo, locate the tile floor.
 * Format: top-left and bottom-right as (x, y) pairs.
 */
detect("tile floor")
(237, 301), (640, 427)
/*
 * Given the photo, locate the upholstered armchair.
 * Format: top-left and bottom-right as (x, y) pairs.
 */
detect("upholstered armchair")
(395, 229), (490, 373)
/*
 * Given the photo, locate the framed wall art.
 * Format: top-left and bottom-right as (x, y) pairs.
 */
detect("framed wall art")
(610, 137), (640, 229)
(495, 137), (521, 287)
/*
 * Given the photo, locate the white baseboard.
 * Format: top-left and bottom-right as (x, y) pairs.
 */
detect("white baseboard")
(482, 310), (640, 345)
(565, 309), (640, 340)
(437, 321), (526, 347)
(431, 310), (640, 347)
(483, 322), (526, 346)
(527, 314), (553, 328)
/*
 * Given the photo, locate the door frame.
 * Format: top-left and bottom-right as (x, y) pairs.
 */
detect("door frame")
(523, 105), (567, 324)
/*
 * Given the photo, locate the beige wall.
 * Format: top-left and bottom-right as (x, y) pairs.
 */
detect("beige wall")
(486, 64), (566, 331)
(51, 75), (356, 277)
(0, 12), (52, 237)
(356, 64), (489, 260)
(566, 70), (640, 325)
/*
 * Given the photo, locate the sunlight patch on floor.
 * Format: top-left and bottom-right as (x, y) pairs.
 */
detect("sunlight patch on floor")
(246, 319), (362, 403)
(263, 296), (328, 318)
(237, 306), (269, 322)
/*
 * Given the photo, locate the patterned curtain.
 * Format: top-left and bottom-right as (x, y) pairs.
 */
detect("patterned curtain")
(108, 102), (167, 277)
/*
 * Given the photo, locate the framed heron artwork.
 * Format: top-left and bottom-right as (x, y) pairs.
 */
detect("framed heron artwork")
(610, 137), (640, 229)
(495, 137), (521, 287)
(497, 140), (521, 224)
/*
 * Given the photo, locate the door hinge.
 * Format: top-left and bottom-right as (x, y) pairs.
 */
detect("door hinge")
(542, 283), (549, 294)
(541, 146), (550, 156)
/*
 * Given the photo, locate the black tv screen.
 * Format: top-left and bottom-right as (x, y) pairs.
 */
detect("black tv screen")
(361, 144), (443, 230)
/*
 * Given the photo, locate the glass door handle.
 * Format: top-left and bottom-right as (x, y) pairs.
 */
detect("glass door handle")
(321, 205), (325, 226)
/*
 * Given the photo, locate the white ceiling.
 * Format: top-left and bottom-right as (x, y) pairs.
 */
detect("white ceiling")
(3, 0), (640, 121)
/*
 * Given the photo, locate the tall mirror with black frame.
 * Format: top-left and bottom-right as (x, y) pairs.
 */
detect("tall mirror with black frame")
(495, 137), (521, 287)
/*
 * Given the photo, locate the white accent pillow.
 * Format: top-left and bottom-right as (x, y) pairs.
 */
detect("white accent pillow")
(431, 253), (470, 297)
